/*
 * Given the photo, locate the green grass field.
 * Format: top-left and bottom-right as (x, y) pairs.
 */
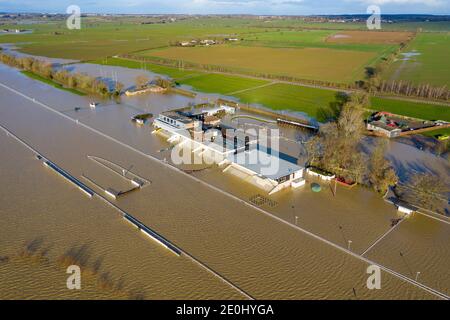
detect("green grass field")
(235, 86), (450, 123)
(383, 33), (450, 87)
(370, 97), (450, 122)
(20, 71), (86, 96)
(179, 74), (270, 95)
(234, 83), (339, 122)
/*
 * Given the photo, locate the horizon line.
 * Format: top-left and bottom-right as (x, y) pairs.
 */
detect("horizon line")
(1, 11), (450, 17)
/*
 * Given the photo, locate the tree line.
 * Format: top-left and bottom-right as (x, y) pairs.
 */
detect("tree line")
(363, 64), (449, 101)
(0, 52), (124, 98)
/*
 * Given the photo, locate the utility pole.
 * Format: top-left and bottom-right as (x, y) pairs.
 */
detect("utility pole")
(348, 240), (352, 251)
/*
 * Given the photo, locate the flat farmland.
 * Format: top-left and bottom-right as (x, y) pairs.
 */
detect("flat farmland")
(0, 17), (264, 60)
(143, 45), (378, 83)
(241, 29), (404, 53)
(326, 31), (414, 44)
(383, 33), (450, 87)
(242, 29), (335, 48)
(248, 19), (450, 32)
(91, 58), (450, 123)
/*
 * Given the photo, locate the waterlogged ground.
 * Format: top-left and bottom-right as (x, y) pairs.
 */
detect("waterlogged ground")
(0, 133), (242, 300)
(0, 62), (448, 299)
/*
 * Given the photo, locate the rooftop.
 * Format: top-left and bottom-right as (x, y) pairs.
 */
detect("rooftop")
(228, 149), (302, 180)
(369, 120), (401, 132)
(161, 111), (194, 124)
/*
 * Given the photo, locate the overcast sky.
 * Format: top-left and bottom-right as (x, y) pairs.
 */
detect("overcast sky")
(1, 0), (449, 15)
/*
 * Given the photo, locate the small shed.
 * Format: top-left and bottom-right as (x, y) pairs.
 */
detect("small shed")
(393, 199), (416, 216)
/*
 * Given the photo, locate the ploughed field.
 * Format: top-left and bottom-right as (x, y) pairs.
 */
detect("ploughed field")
(137, 28), (413, 84)
(241, 29), (411, 50)
(141, 45), (377, 83)
(325, 31), (414, 44)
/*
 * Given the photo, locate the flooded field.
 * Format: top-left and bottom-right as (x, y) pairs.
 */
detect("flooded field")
(366, 213), (450, 296)
(0, 133), (241, 300)
(0, 61), (448, 299)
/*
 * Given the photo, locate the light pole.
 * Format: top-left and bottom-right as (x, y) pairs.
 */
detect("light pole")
(415, 271), (421, 282)
(334, 178), (337, 197)
(348, 240), (352, 251)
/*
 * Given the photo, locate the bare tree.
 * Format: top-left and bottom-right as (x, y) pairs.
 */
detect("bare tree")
(369, 139), (398, 194)
(408, 173), (449, 212)
(113, 81), (124, 96)
(135, 74), (149, 89)
(306, 92), (369, 184)
(337, 104), (366, 142)
(154, 77), (174, 89)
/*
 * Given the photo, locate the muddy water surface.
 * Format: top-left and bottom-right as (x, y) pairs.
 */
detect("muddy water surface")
(0, 63), (448, 299)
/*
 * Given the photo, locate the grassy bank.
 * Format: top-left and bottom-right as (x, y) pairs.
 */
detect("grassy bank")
(20, 71), (86, 96)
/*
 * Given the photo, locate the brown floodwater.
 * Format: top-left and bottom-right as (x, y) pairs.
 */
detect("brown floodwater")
(0, 133), (242, 300)
(0, 62), (448, 299)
